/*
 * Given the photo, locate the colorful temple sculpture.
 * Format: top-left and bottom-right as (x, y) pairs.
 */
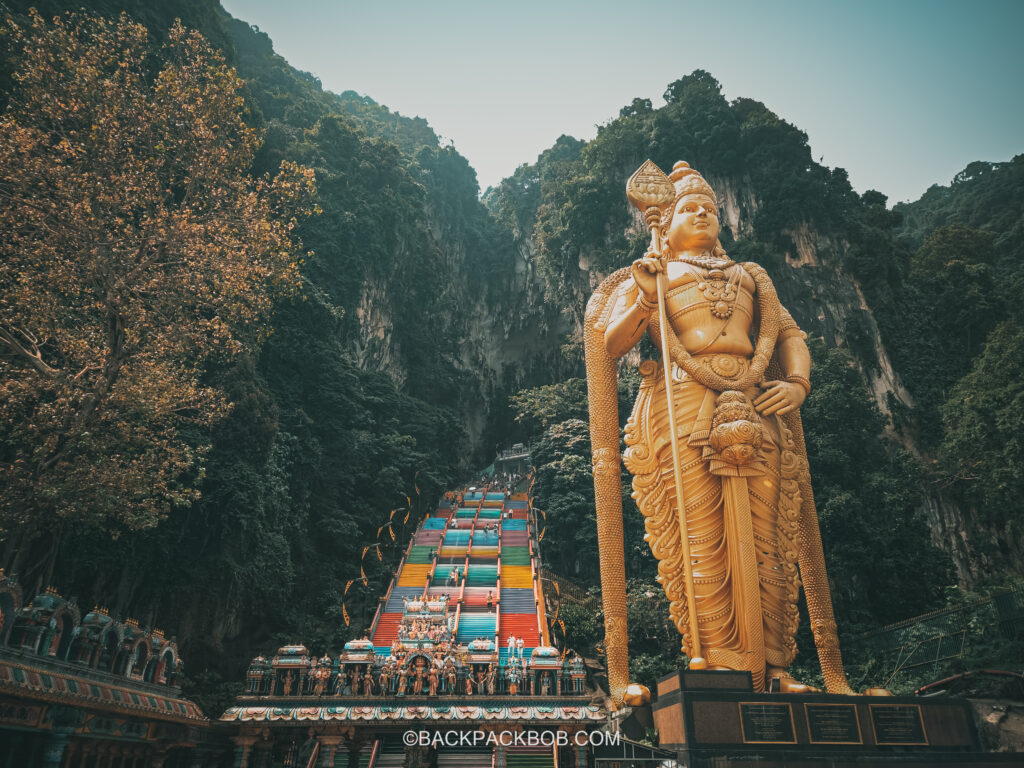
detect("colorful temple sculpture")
(0, 573), (214, 767)
(221, 484), (611, 768)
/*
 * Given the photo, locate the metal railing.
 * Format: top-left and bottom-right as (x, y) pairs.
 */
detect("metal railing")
(845, 586), (1024, 686)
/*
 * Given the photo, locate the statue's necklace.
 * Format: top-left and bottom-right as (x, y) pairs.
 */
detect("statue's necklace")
(679, 257), (742, 320)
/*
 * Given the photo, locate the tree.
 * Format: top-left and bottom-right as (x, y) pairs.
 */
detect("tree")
(940, 321), (1024, 546)
(0, 11), (315, 573)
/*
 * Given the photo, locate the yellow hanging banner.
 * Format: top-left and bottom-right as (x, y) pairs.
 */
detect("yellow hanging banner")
(342, 603), (350, 626)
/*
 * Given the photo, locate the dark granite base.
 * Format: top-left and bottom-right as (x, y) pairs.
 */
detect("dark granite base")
(651, 670), (1021, 767)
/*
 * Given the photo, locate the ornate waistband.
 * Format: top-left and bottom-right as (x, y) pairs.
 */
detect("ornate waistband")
(673, 353), (751, 382)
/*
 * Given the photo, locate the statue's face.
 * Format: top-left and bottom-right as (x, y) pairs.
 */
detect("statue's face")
(666, 193), (720, 253)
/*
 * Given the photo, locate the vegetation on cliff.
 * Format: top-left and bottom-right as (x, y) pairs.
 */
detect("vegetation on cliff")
(1, 1), (553, 712)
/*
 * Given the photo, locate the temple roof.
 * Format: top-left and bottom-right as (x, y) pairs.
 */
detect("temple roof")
(220, 702), (605, 724)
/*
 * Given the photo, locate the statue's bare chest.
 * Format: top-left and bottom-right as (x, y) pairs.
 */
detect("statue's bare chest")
(663, 262), (756, 324)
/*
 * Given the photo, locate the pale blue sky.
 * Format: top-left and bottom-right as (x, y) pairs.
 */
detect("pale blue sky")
(221, 0), (1023, 203)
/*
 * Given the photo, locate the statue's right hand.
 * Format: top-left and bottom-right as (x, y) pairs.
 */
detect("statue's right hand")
(631, 255), (661, 304)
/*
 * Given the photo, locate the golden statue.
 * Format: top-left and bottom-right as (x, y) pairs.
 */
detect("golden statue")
(585, 160), (852, 703)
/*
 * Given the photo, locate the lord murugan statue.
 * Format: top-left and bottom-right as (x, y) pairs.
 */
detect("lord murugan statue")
(585, 160), (853, 704)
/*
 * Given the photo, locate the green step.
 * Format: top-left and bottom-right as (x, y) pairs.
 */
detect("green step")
(501, 552), (531, 565)
(406, 546), (435, 564)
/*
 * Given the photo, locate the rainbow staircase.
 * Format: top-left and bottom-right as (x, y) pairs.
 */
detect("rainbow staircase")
(369, 483), (549, 672)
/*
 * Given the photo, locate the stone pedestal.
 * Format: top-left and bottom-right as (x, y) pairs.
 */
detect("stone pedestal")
(652, 670), (1021, 767)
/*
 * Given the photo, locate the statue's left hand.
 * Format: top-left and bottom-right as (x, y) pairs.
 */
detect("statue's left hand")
(753, 380), (805, 416)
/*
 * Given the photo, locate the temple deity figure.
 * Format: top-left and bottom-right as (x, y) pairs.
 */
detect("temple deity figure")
(397, 666), (408, 696)
(446, 665), (456, 694)
(510, 665), (522, 695)
(585, 160), (853, 701)
(428, 667), (439, 696)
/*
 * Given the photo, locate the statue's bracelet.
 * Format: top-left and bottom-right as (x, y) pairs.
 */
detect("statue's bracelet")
(636, 293), (657, 313)
(786, 374), (812, 396)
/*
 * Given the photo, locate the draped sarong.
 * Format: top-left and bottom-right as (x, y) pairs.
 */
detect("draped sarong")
(623, 356), (802, 691)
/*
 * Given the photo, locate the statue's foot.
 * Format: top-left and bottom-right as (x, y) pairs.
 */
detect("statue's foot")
(863, 686), (893, 696)
(622, 683), (651, 706)
(767, 667), (821, 694)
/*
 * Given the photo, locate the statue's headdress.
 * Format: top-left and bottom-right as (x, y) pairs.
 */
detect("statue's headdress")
(669, 161), (717, 207)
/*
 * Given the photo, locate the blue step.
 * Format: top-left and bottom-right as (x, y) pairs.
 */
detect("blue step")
(456, 615), (496, 642)
(500, 588), (535, 612)
(506, 501), (529, 509)
(423, 518), (447, 530)
(502, 520), (527, 531)
(385, 587), (423, 612)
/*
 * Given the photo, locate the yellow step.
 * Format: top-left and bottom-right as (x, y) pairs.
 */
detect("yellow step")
(500, 565), (533, 589)
(397, 564), (432, 587)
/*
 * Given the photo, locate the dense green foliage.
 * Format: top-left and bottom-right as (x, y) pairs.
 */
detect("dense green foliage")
(0, 0), (557, 709)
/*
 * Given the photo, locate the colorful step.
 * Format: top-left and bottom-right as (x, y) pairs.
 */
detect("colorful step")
(371, 614), (401, 646)
(456, 613), (496, 642)
(406, 546), (436, 564)
(385, 587), (424, 612)
(397, 564), (432, 587)
(500, 588), (534, 612)
(500, 565), (533, 589)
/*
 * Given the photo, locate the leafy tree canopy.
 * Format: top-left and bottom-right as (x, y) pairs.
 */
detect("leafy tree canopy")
(0, 11), (314, 548)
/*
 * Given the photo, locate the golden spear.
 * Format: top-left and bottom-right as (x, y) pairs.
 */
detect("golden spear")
(626, 160), (704, 666)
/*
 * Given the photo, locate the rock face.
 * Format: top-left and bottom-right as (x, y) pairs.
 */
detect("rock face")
(971, 700), (1024, 753)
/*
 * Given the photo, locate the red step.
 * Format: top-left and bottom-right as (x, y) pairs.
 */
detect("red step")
(499, 615), (541, 645)
(371, 613), (402, 646)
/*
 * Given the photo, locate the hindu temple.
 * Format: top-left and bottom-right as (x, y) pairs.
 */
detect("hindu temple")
(219, 482), (615, 767)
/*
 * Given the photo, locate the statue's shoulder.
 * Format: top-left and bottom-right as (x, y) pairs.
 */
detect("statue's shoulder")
(739, 261), (779, 297)
(587, 267), (634, 328)
(739, 261), (769, 278)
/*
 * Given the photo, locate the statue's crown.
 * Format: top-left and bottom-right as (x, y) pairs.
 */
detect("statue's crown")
(669, 161), (717, 206)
